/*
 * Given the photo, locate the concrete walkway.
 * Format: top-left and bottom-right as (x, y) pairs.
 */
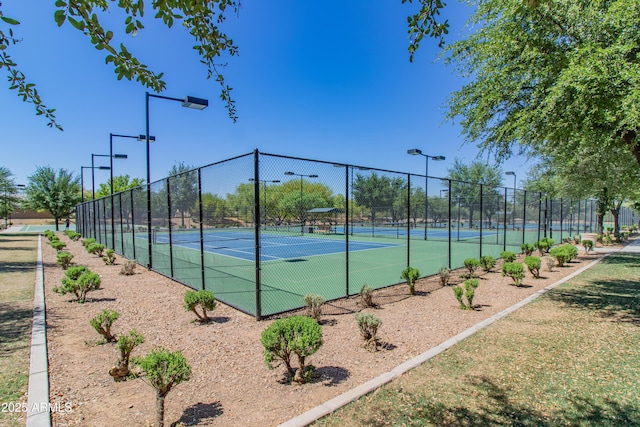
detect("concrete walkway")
(277, 239), (640, 427)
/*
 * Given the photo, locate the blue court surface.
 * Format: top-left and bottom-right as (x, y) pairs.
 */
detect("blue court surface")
(151, 228), (398, 262)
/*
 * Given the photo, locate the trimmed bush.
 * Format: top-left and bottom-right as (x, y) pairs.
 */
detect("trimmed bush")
(90, 309), (119, 343)
(120, 260), (137, 276)
(51, 240), (66, 251)
(524, 255), (541, 278)
(438, 267), (451, 287)
(44, 230), (55, 240)
(463, 258), (481, 277)
(501, 262), (525, 286)
(183, 290), (216, 322)
(521, 243), (535, 256)
(535, 237), (554, 255)
(87, 242), (106, 257)
(453, 279), (479, 310)
(303, 294), (324, 323)
(53, 266), (100, 303)
(359, 285), (376, 308)
(573, 235), (581, 245)
(82, 237), (96, 248)
(261, 315), (323, 384)
(543, 255), (556, 272)
(56, 251), (74, 269)
(102, 249), (116, 265)
(500, 251), (517, 262)
(355, 312), (382, 351)
(132, 347), (190, 427)
(479, 255), (496, 272)
(549, 245), (571, 267)
(400, 266), (420, 296)
(67, 230), (82, 241)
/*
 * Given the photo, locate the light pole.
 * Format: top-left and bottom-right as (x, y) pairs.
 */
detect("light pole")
(109, 133), (155, 250)
(407, 149), (445, 239)
(249, 178), (280, 226)
(145, 92), (208, 269)
(284, 171), (318, 233)
(91, 153), (127, 200)
(81, 165), (110, 203)
(505, 171), (516, 229)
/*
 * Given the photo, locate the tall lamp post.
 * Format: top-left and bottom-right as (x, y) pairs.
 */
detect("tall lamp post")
(145, 92), (208, 269)
(92, 153), (128, 200)
(81, 165), (110, 203)
(249, 179), (280, 226)
(109, 133), (155, 250)
(505, 171), (516, 229)
(284, 171), (318, 233)
(407, 149), (445, 239)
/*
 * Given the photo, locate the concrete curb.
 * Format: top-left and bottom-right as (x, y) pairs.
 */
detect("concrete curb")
(277, 250), (616, 427)
(26, 235), (51, 427)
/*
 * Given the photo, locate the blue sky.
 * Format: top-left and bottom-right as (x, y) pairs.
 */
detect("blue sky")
(0, 1), (532, 192)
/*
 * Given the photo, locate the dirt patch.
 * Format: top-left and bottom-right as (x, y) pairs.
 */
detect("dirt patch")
(43, 236), (612, 426)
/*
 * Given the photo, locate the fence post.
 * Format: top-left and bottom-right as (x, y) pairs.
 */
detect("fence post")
(167, 178), (174, 277)
(345, 166), (349, 298)
(503, 187), (507, 251)
(253, 150), (262, 320)
(479, 183), (483, 259)
(198, 169), (205, 290)
(407, 174), (411, 267)
(448, 179), (452, 269)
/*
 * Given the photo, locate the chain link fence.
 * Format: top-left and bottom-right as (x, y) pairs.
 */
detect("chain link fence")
(76, 150), (639, 319)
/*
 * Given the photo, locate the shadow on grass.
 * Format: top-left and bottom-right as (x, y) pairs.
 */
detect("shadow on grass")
(173, 401), (223, 426)
(0, 302), (32, 348)
(0, 260), (36, 274)
(356, 376), (640, 427)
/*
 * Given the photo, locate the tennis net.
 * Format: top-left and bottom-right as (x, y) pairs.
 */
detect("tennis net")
(152, 224), (305, 245)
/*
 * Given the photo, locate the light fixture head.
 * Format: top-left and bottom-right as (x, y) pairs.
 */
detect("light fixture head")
(182, 96), (209, 110)
(113, 154), (128, 159)
(138, 135), (156, 142)
(309, 174), (319, 178)
(407, 148), (422, 155)
(271, 180), (281, 183)
(432, 155), (446, 161)
(98, 166), (111, 170)
(505, 171), (515, 176)
(284, 171), (295, 176)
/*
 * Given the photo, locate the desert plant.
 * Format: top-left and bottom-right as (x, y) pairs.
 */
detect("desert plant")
(603, 233), (613, 245)
(53, 266), (100, 303)
(132, 347), (190, 427)
(549, 245), (571, 267)
(82, 237), (96, 248)
(355, 312), (382, 351)
(463, 258), (481, 277)
(500, 251), (517, 262)
(43, 230), (55, 240)
(50, 240), (66, 251)
(261, 315), (323, 384)
(67, 230), (82, 241)
(573, 235), (581, 245)
(438, 266), (451, 286)
(479, 255), (496, 272)
(109, 329), (144, 381)
(535, 237), (554, 255)
(303, 294), (324, 323)
(102, 249), (116, 265)
(90, 309), (119, 343)
(453, 279), (479, 310)
(359, 285), (376, 308)
(524, 256), (541, 278)
(120, 260), (137, 275)
(521, 243), (535, 256)
(543, 255), (556, 272)
(56, 251), (74, 269)
(501, 262), (525, 286)
(183, 290), (217, 322)
(400, 266), (420, 296)
(87, 242), (106, 257)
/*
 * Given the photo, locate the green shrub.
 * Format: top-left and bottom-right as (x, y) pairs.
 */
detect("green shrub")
(549, 245), (573, 267)
(463, 258), (481, 278)
(303, 294), (324, 323)
(89, 309), (119, 343)
(132, 347), (190, 427)
(56, 251), (74, 269)
(438, 266), (451, 286)
(359, 285), (376, 308)
(524, 256), (541, 278)
(603, 233), (613, 245)
(53, 266), (100, 303)
(543, 255), (556, 272)
(500, 251), (517, 262)
(521, 243), (535, 256)
(51, 240), (66, 251)
(82, 237), (96, 248)
(120, 260), (137, 275)
(479, 255), (496, 272)
(183, 290), (216, 322)
(400, 266), (420, 296)
(453, 279), (479, 310)
(67, 230), (82, 241)
(44, 230), (55, 240)
(501, 262), (525, 286)
(535, 237), (554, 255)
(109, 329), (144, 381)
(573, 235), (581, 245)
(102, 249), (116, 265)
(355, 312), (382, 351)
(87, 242), (106, 257)
(261, 316), (323, 384)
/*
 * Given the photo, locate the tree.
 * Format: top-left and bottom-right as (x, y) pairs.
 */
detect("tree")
(0, 166), (20, 226)
(443, 0), (640, 168)
(94, 175), (145, 198)
(23, 167), (81, 230)
(168, 163), (198, 228)
(352, 173), (406, 224)
(447, 159), (503, 227)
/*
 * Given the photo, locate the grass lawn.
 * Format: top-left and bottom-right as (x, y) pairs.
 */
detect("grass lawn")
(0, 233), (37, 427)
(315, 251), (640, 426)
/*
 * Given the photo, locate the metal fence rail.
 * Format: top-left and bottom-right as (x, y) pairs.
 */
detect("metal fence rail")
(76, 150), (639, 319)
